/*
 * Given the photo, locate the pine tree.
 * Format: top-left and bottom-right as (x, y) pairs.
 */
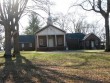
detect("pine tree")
(25, 12), (41, 35)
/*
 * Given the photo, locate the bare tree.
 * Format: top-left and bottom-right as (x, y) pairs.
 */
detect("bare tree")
(54, 13), (91, 33)
(24, 12), (41, 35)
(67, 14), (86, 33)
(0, 0), (28, 58)
(31, 0), (55, 25)
(53, 13), (67, 30)
(32, 0), (54, 14)
(72, 0), (110, 51)
(0, 25), (4, 50)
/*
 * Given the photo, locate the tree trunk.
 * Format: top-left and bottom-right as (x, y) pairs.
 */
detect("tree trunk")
(4, 26), (12, 58)
(13, 32), (20, 56)
(104, 15), (110, 52)
(13, 25), (20, 57)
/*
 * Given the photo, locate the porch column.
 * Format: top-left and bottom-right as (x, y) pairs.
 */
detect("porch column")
(35, 36), (37, 50)
(55, 35), (57, 47)
(37, 35), (39, 49)
(64, 35), (66, 46)
(84, 41), (85, 49)
(46, 35), (48, 47)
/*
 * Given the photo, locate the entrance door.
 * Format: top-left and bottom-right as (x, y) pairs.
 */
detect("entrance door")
(91, 41), (94, 48)
(48, 38), (54, 47)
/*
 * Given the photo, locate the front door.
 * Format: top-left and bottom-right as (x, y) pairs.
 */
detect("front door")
(91, 41), (94, 48)
(48, 37), (54, 47)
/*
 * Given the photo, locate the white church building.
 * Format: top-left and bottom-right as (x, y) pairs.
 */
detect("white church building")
(35, 16), (66, 51)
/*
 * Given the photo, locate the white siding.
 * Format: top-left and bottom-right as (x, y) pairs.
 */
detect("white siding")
(35, 25), (66, 50)
(36, 26), (65, 36)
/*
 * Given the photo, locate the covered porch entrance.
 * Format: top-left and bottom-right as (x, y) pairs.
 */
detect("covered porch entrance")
(36, 35), (66, 51)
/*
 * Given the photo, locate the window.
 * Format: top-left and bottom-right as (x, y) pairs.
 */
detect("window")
(39, 37), (47, 47)
(39, 39), (44, 46)
(57, 37), (63, 46)
(58, 38), (63, 45)
(29, 43), (32, 47)
(21, 43), (24, 48)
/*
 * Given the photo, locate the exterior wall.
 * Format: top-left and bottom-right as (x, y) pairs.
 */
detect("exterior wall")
(37, 47), (66, 51)
(66, 33), (101, 50)
(84, 40), (100, 49)
(37, 26), (65, 36)
(36, 35), (66, 51)
(36, 25), (66, 51)
(66, 39), (83, 50)
(84, 34), (100, 41)
(19, 42), (35, 51)
(83, 34), (101, 49)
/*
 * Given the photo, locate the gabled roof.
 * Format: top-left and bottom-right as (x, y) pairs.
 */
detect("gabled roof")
(83, 33), (100, 40)
(36, 24), (66, 34)
(66, 33), (85, 40)
(19, 35), (35, 43)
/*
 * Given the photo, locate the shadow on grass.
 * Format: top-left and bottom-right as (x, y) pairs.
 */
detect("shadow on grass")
(66, 54), (110, 71)
(0, 55), (105, 83)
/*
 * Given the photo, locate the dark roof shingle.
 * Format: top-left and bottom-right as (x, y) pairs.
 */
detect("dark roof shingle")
(66, 33), (85, 40)
(19, 35), (35, 43)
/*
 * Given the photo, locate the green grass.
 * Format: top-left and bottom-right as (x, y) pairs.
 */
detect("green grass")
(0, 50), (110, 83)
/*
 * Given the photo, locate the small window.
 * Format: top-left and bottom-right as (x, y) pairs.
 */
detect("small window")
(58, 38), (63, 45)
(39, 38), (46, 47)
(22, 43), (24, 48)
(39, 39), (44, 46)
(29, 43), (32, 47)
(58, 37), (63, 46)
(39, 36), (47, 47)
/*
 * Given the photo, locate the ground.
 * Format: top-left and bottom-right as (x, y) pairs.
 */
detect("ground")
(0, 50), (110, 83)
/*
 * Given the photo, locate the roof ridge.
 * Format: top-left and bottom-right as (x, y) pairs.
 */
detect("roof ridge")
(35, 24), (66, 34)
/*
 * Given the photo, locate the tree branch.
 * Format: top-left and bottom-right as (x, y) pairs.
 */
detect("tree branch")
(107, 0), (110, 13)
(97, 0), (106, 16)
(0, 21), (3, 25)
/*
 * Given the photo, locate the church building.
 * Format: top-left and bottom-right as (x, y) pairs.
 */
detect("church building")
(35, 15), (66, 51)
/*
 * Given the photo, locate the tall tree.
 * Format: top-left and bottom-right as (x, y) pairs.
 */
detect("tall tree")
(72, 0), (110, 51)
(0, 25), (4, 50)
(0, 0), (28, 58)
(54, 13), (92, 33)
(32, 0), (54, 14)
(53, 13), (67, 30)
(24, 12), (41, 35)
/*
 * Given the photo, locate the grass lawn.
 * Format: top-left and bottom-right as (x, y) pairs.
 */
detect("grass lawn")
(0, 50), (110, 83)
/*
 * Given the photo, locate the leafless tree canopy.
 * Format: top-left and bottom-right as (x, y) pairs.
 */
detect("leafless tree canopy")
(0, 0), (28, 24)
(71, 0), (110, 51)
(74, 0), (110, 17)
(0, 0), (28, 57)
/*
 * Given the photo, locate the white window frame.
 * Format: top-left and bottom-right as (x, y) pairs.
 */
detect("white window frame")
(22, 43), (24, 48)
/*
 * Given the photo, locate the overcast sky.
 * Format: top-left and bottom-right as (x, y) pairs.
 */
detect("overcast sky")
(52, 0), (73, 14)
(20, 0), (73, 33)
(20, 0), (103, 34)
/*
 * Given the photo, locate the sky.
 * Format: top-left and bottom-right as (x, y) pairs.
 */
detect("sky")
(20, 0), (103, 34)
(20, 0), (74, 34)
(51, 0), (73, 14)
